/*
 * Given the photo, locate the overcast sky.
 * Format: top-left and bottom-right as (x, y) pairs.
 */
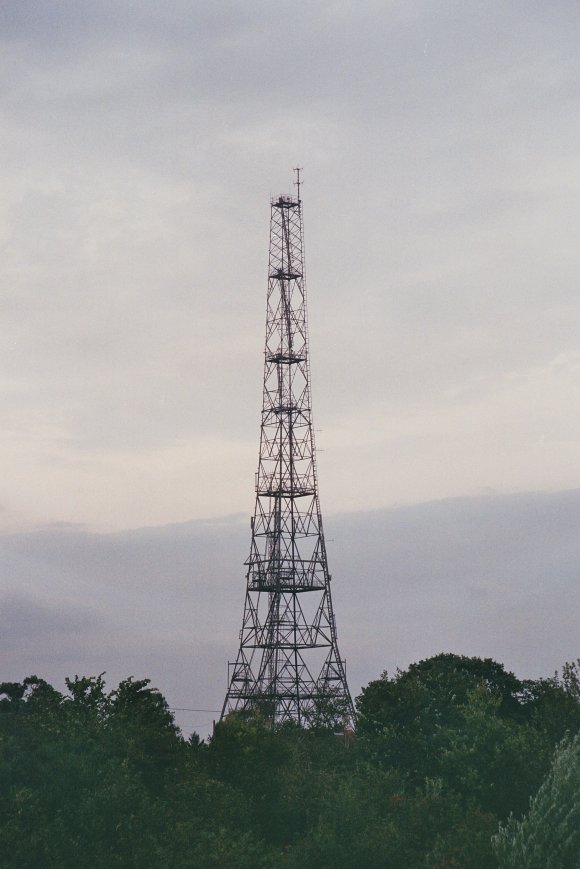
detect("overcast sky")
(1, 2), (579, 728)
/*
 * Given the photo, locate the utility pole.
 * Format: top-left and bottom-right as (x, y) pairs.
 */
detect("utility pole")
(222, 179), (354, 728)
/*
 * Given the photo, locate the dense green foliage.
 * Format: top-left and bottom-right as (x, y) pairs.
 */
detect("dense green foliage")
(1, 655), (578, 868)
(493, 730), (580, 868)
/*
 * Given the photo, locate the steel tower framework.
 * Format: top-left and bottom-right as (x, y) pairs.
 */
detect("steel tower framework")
(222, 179), (354, 728)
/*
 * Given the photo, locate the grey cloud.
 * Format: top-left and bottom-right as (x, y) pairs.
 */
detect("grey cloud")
(1, 4), (578, 734)
(0, 592), (99, 644)
(329, 490), (580, 691)
(1, 2), (579, 526)
(1, 491), (578, 736)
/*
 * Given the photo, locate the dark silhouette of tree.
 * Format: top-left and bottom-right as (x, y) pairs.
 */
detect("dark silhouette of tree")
(0, 656), (577, 867)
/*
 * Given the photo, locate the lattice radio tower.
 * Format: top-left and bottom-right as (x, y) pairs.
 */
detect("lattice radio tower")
(221, 172), (355, 728)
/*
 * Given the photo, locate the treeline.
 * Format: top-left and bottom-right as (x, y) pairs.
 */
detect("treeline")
(1, 654), (579, 868)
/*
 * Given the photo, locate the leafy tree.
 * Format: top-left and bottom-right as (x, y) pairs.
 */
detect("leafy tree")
(493, 731), (580, 868)
(1, 658), (577, 867)
(519, 661), (580, 746)
(0, 674), (186, 867)
(356, 654), (524, 738)
(355, 653), (579, 819)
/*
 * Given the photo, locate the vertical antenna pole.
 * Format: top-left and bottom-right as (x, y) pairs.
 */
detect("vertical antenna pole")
(294, 167), (303, 203)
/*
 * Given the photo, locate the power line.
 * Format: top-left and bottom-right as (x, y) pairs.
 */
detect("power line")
(169, 707), (220, 713)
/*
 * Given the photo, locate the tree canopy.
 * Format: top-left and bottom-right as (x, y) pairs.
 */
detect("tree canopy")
(1, 655), (578, 868)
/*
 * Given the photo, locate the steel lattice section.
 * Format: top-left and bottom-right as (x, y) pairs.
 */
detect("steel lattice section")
(221, 188), (354, 729)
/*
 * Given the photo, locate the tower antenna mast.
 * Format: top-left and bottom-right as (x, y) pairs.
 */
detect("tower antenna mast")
(222, 176), (354, 728)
